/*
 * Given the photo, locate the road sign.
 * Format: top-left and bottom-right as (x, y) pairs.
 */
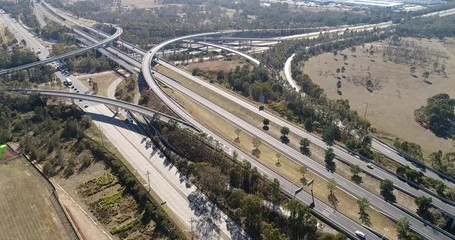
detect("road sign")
(0, 145), (7, 159)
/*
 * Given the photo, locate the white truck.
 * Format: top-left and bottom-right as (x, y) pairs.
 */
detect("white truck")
(65, 77), (72, 86)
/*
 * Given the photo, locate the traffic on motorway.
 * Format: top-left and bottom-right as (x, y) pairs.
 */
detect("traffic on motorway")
(4, 1), (455, 239)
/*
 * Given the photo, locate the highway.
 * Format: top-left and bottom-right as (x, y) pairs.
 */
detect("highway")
(0, 12), (49, 60)
(10, 89), (192, 128)
(10, 87), (374, 240)
(281, 49), (454, 189)
(14, 1), (455, 238)
(154, 60), (455, 240)
(194, 41), (261, 66)
(372, 139), (455, 187)
(19, 87), (241, 239)
(0, 16), (122, 75)
(141, 51), (380, 240)
(283, 53), (301, 92)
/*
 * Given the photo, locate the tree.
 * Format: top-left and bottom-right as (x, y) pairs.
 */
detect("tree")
(351, 46), (356, 55)
(336, 80), (341, 89)
(430, 150), (443, 168)
(252, 137), (262, 158)
(357, 197), (371, 226)
(197, 166), (228, 201)
(261, 222), (283, 240)
(414, 94), (455, 138)
(333, 51), (338, 58)
(271, 178), (281, 205)
(275, 153), (281, 167)
(285, 199), (317, 240)
(300, 166), (308, 185)
(242, 195), (262, 237)
(445, 188), (455, 202)
(263, 118), (270, 130)
(435, 181), (446, 196)
(422, 71), (430, 80)
(395, 218), (411, 239)
(404, 168), (423, 183)
(410, 66), (416, 75)
(415, 196), (432, 216)
(234, 128), (241, 143)
(327, 178), (339, 210)
(299, 138), (311, 156)
(343, 55), (348, 62)
(325, 148), (336, 172)
(322, 125), (339, 145)
(380, 179), (396, 202)
(350, 165), (362, 184)
(280, 126), (290, 144)
(217, 70), (225, 81)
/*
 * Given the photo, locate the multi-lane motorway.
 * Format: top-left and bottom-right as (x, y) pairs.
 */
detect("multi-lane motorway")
(153, 59), (454, 240)
(140, 20), (455, 239)
(7, 1), (455, 239)
(0, 25), (122, 75)
(0, 13), (49, 60)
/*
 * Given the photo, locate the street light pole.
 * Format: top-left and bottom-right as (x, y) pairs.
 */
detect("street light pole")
(146, 171), (150, 192)
(306, 178), (315, 208)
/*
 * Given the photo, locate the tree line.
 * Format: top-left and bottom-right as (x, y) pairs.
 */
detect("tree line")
(415, 93), (455, 138)
(46, 0), (450, 49)
(149, 119), (348, 240)
(0, 91), (184, 239)
(0, 0), (40, 33)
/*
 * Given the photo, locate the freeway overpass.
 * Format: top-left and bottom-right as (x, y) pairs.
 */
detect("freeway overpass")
(192, 41), (261, 66)
(16, 1), (455, 237)
(8, 89), (194, 129)
(0, 26), (122, 75)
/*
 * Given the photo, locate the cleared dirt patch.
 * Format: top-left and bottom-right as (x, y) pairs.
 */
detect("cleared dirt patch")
(181, 58), (246, 74)
(77, 71), (122, 97)
(0, 156), (72, 240)
(304, 38), (455, 154)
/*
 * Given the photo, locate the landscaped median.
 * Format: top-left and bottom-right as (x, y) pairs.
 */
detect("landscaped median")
(162, 84), (399, 239)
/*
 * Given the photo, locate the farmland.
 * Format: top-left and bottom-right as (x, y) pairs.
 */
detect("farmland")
(0, 152), (74, 240)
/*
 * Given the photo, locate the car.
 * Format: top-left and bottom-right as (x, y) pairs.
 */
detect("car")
(367, 163), (374, 169)
(76, 90), (80, 93)
(79, 99), (82, 102)
(355, 230), (365, 239)
(84, 105), (88, 108)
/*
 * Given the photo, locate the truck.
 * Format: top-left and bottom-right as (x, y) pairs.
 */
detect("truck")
(65, 77), (72, 86)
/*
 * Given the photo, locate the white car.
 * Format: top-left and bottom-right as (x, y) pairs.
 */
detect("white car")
(355, 230), (365, 239)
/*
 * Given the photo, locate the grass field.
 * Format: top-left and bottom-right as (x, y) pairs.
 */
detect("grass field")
(303, 37), (455, 154)
(77, 71), (122, 97)
(181, 58), (246, 74)
(163, 85), (398, 239)
(0, 154), (72, 240)
(122, 0), (168, 8)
